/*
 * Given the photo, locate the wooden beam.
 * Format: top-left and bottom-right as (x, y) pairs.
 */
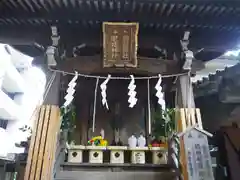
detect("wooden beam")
(0, 28), (181, 50)
(53, 55), (180, 75)
(0, 25), (238, 52)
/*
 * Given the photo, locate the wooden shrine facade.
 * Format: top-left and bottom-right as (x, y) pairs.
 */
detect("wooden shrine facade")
(19, 21), (198, 180)
(1, 1), (240, 180)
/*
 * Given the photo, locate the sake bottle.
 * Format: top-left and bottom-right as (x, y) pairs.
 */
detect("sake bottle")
(137, 133), (146, 147)
(128, 134), (137, 148)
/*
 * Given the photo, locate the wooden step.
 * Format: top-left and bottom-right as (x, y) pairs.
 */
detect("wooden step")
(54, 163), (179, 180)
(55, 170), (178, 180)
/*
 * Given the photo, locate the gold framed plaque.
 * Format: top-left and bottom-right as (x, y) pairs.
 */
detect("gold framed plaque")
(102, 22), (139, 68)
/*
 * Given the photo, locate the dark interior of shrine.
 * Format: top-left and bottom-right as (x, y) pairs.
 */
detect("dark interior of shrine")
(60, 74), (175, 145)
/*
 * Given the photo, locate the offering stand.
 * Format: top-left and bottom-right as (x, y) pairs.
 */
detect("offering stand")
(67, 145), (86, 163)
(149, 147), (168, 164)
(107, 146), (127, 164)
(129, 147), (148, 164)
(86, 146), (106, 164)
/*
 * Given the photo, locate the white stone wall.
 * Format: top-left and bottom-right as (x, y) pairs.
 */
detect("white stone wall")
(0, 45), (11, 89)
(0, 44), (46, 158)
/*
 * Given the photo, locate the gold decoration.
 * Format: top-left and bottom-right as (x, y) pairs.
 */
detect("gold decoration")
(102, 22), (139, 68)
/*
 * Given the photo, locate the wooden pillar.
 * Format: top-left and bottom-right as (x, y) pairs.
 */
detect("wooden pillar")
(24, 72), (61, 180)
(176, 75), (198, 180)
(176, 75), (195, 108)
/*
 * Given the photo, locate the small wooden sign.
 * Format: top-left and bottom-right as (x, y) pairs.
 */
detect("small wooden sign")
(183, 129), (214, 180)
(102, 22), (139, 68)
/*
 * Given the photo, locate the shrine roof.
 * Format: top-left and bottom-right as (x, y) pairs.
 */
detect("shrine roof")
(0, 0), (240, 59)
(0, 0), (239, 30)
(193, 58), (240, 99)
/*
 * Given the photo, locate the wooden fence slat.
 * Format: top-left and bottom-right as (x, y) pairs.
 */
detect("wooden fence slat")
(24, 107), (41, 180)
(35, 106), (51, 180)
(179, 137), (188, 180)
(43, 106), (56, 180)
(41, 106), (53, 180)
(179, 109), (186, 131)
(41, 106), (60, 180)
(196, 108), (203, 129)
(185, 109), (191, 127)
(178, 108), (203, 131)
(24, 105), (60, 180)
(47, 106), (60, 179)
(29, 106), (46, 180)
(190, 108), (196, 125)
(178, 108), (190, 180)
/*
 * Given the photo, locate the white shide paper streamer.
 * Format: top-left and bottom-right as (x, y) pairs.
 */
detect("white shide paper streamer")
(64, 71), (78, 107)
(128, 75), (138, 108)
(100, 74), (111, 109)
(155, 75), (166, 110)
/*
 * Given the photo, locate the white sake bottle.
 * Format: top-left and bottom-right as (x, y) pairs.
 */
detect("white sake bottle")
(137, 134), (146, 147)
(128, 134), (137, 148)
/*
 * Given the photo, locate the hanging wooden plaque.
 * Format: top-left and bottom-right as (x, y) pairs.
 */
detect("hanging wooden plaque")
(102, 22), (139, 68)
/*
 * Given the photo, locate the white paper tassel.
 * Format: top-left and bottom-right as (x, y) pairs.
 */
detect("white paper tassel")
(155, 74), (166, 110)
(100, 74), (111, 109)
(64, 71), (78, 107)
(128, 75), (137, 108)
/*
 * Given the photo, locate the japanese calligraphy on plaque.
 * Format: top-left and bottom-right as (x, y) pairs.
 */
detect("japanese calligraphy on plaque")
(183, 129), (214, 180)
(102, 22), (139, 68)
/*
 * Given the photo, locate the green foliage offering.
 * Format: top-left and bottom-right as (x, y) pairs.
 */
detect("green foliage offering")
(60, 104), (76, 142)
(152, 108), (176, 139)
